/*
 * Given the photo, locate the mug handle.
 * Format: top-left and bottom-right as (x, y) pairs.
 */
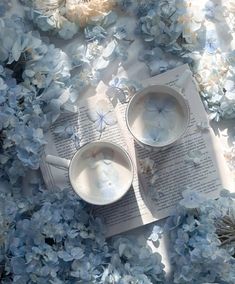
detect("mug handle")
(45, 155), (70, 170)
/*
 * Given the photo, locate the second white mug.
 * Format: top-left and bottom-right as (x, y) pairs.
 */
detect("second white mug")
(126, 84), (190, 151)
(45, 141), (134, 205)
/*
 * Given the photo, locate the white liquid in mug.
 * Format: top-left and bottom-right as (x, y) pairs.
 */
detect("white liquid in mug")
(73, 146), (132, 204)
(130, 92), (187, 146)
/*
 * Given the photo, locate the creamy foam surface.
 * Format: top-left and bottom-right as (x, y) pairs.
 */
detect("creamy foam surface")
(129, 92), (187, 146)
(72, 146), (132, 204)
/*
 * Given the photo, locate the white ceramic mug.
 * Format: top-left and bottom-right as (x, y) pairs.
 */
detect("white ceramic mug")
(126, 85), (190, 151)
(45, 141), (134, 205)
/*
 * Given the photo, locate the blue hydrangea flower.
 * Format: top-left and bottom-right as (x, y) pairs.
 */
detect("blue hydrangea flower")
(106, 77), (143, 104)
(0, 17), (74, 182)
(204, 0), (224, 22)
(148, 225), (163, 242)
(142, 126), (169, 144)
(205, 30), (219, 54)
(58, 20), (78, 40)
(87, 100), (117, 134)
(144, 96), (175, 114)
(0, 0), (12, 17)
(179, 188), (205, 208)
(224, 79), (235, 100)
(167, 190), (235, 283)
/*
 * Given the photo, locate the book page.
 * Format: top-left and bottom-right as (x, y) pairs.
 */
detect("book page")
(40, 92), (128, 191)
(94, 64), (234, 236)
(40, 64), (234, 237)
(40, 88), (156, 236)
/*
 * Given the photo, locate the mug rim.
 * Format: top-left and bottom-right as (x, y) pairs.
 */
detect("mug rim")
(125, 84), (190, 149)
(68, 140), (134, 205)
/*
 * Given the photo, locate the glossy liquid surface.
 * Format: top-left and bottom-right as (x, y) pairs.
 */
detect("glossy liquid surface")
(72, 146), (132, 204)
(130, 93), (187, 146)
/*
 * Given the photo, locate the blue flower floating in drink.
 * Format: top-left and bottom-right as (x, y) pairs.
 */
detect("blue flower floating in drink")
(142, 126), (168, 144)
(141, 95), (177, 144)
(85, 147), (114, 169)
(126, 85), (189, 149)
(144, 95), (175, 114)
(67, 141), (134, 205)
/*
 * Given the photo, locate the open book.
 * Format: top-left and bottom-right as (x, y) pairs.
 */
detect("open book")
(40, 64), (234, 237)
